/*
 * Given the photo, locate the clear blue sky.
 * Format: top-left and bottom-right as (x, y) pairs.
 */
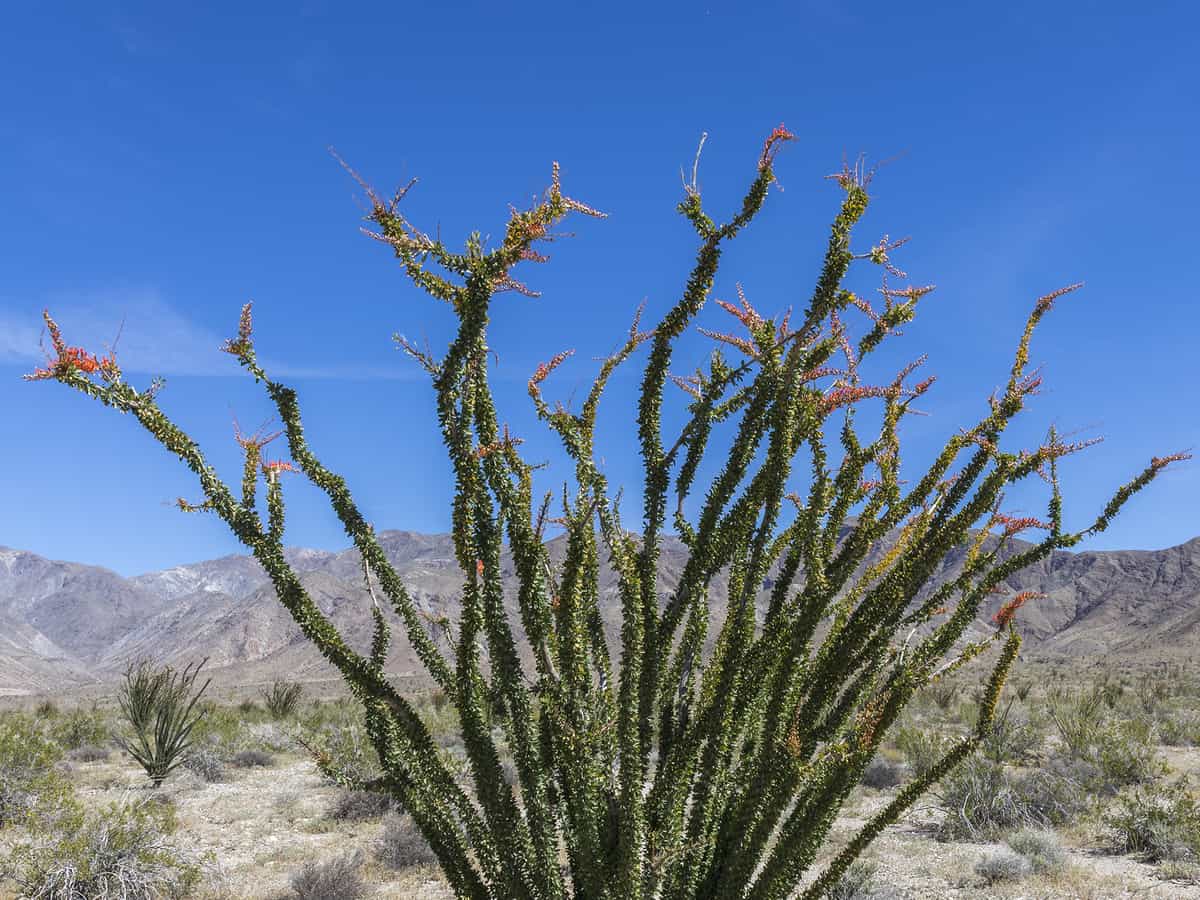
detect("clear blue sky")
(2, 1), (1196, 577)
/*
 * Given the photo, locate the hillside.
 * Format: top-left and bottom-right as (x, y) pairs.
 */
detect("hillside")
(2, 532), (1198, 695)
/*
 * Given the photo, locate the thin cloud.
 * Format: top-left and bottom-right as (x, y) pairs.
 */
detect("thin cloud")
(0, 290), (415, 380)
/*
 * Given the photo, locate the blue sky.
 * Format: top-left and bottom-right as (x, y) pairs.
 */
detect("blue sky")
(2, 1), (1197, 577)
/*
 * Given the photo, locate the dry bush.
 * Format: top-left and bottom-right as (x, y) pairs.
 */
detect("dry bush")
(290, 850), (367, 900)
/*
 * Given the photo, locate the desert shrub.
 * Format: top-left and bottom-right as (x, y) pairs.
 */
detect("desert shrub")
(974, 849), (1031, 884)
(35, 699), (60, 718)
(922, 679), (959, 712)
(290, 850), (367, 900)
(0, 714), (71, 827)
(1135, 673), (1173, 714)
(239, 721), (295, 754)
(1103, 781), (1200, 862)
(116, 658), (211, 787)
(300, 722), (381, 790)
(261, 678), (304, 719)
(1011, 768), (1088, 827)
(231, 748), (274, 768)
(50, 706), (112, 750)
(237, 699), (260, 716)
(894, 726), (953, 779)
(1048, 685), (1106, 758)
(377, 813), (438, 870)
(934, 757), (1084, 840)
(6, 795), (200, 899)
(1088, 723), (1166, 793)
(67, 743), (111, 763)
(978, 697), (1043, 765)
(1157, 859), (1200, 884)
(32, 129), (1181, 898)
(328, 788), (397, 821)
(182, 745), (229, 783)
(825, 858), (899, 899)
(862, 755), (907, 790)
(1158, 711), (1200, 747)
(1005, 827), (1066, 874)
(188, 701), (242, 751)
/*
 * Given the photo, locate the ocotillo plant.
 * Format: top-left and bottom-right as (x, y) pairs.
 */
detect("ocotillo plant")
(116, 658), (211, 787)
(27, 127), (1185, 899)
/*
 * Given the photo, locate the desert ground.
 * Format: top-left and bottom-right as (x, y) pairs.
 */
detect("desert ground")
(3, 660), (1200, 899)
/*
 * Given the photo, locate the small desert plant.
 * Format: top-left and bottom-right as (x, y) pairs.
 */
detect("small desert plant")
(826, 858), (896, 899)
(1005, 827), (1066, 875)
(261, 677), (304, 719)
(894, 726), (953, 778)
(1088, 722), (1166, 793)
(1103, 781), (1200, 862)
(974, 849), (1031, 884)
(116, 658), (211, 787)
(30, 128), (1182, 898)
(231, 748), (274, 768)
(934, 756), (1084, 840)
(5, 795), (201, 899)
(377, 813), (438, 870)
(50, 706), (112, 750)
(923, 679), (960, 712)
(67, 743), (111, 763)
(1048, 684), (1107, 759)
(290, 850), (368, 900)
(978, 696), (1042, 765)
(861, 755), (907, 790)
(0, 714), (71, 827)
(328, 788), (397, 821)
(34, 699), (59, 718)
(1157, 711), (1200, 747)
(299, 722), (382, 790)
(182, 745), (229, 783)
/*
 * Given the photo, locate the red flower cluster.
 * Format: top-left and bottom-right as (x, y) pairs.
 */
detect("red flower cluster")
(530, 349), (574, 388)
(759, 123), (796, 171)
(992, 513), (1052, 538)
(25, 310), (117, 381)
(992, 590), (1046, 629)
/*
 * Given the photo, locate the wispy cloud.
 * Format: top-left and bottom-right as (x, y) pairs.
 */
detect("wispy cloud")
(0, 289), (414, 380)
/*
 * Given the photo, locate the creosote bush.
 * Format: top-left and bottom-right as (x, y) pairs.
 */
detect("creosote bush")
(5, 795), (201, 900)
(28, 126), (1186, 899)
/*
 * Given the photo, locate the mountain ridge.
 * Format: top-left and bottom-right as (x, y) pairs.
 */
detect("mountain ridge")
(3, 531), (1198, 695)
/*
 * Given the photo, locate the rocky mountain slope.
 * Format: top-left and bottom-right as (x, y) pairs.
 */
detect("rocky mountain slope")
(1, 531), (1197, 695)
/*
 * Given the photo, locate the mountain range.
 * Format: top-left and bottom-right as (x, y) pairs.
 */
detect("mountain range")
(2, 530), (1198, 696)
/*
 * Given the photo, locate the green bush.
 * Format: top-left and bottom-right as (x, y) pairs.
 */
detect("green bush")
(1157, 711), (1200, 747)
(825, 859), (898, 899)
(1005, 827), (1066, 875)
(5, 796), (201, 899)
(50, 706), (112, 751)
(894, 726), (954, 779)
(0, 714), (71, 828)
(934, 756), (1084, 840)
(974, 849), (1031, 884)
(1104, 781), (1200, 862)
(300, 722), (382, 790)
